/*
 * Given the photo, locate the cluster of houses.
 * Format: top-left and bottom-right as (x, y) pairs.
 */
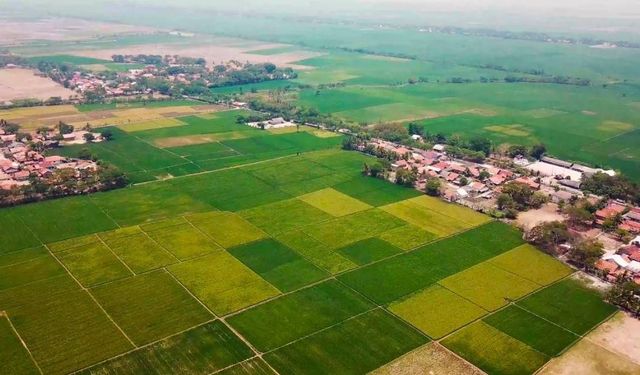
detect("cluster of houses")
(0, 127), (101, 192)
(247, 117), (297, 130)
(596, 235), (640, 285)
(369, 140), (545, 203)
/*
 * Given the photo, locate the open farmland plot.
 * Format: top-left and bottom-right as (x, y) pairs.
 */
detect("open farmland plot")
(489, 244), (573, 285)
(299, 188), (372, 217)
(275, 229), (357, 274)
(228, 239), (328, 292)
(373, 342), (485, 375)
(337, 238), (403, 266)
(186, 211), (268, 248)
(143, 222), (223, 260)
(0, 210), (41, 255)
(332, 175), (422, 207)
(227, 280), (374, 352)
(264, 308), (428, 374)
(442, 321), (549, 375)
(99, 229), (178, 273)
(11, 195), (118, 243)
(484, 305), (579, 357)
(80, 321), (253, 375)
(438, 261), (541, 311)
(240, 198), (332, 235)
(378, 224), (438, 251)
(168, 251), (280, 316)
(0, 248), (65, 291)
(0, 275), (132, 375)
(56, 240), (133, 287)
(0, 315), (39, 375)
(338, 221), (522, 304)
(389, 285), (487, 339)
(517, 278), (617, 335)
(91, 270), (212, 346)
(381, 199), (473, 237)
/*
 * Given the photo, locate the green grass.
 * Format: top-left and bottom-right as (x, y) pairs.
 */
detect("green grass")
(517, 278), (617, 335)
(332, 175), (422, 207)
(484, 305), (579, 357)
(0, 315), (39, 375)
(186, 211), (268, 248)
(239, 198), (333, 236)
(442, 321), (549, 375)
(99, 230), (178, 274)
(299, 188), (372, 217)
(227, 280), (374, 352)
(27, 54), (111, 65)
(337, 238), (403, 265)
(0, 246), (49, 268)
(89, 183), (214, 227)
(389, 285), (487, 339)
(11, 196), (118, 243)
(489, 244), (573, 286)
(144, 222), (223, 260)
(57, 241), (132, 287)
(168, 251), (280, 316)
(264, 308), (428, 375)
(0, 276), (133, 374)
(0, 210), (41, 255)
(338, 221), (522, 305)
(91, 270), (212, 346)
(228, 239), (328, 292)
(0, 249), (65, 291)
(80, 321), (253, 375)
(209, 80), (298, 94)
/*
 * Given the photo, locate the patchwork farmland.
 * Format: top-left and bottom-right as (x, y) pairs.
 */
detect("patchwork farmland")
(0, 137), (618, 374)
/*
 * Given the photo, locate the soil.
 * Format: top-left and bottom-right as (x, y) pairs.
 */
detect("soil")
(0, 68), (75, 102)
(516, 203), (564, 231)
(373, 343), (486, 375)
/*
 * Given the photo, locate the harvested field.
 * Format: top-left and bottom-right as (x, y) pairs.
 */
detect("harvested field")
(217, 358), (275, 375)
(583, 311), (640, 365)
(0, 68), (75, 102)
(539, 339), (640, 375)
(372, 343), (485, 375)
(154, 132), (249, 147)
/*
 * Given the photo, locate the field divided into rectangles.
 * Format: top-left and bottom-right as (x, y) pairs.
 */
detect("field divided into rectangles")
(0, 142), (621, 375)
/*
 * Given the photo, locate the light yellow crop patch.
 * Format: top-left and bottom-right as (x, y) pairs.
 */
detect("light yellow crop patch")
(299, 188), (372, 217)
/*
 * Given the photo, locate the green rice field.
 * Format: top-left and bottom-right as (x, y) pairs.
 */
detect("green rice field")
(0, 148), (617, 374)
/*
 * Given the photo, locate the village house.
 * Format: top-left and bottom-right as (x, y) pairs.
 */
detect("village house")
(595, 201), (627, 225)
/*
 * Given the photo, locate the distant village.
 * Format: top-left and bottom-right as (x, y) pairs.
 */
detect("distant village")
(347, 136), (640, 289)
(1, 54), (296, 106)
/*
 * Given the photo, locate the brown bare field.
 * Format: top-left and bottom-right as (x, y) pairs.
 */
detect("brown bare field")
(0, 68), (76, 102)
(68, 41), (322, 70)
(586, 312), (640, 365)
(539, 340), (640, 375)
(0, 17), (159, 44)
(516, 203), (564, 231)
(372, 343), (486, 375)
(154, 131), (249, 148)
(0, 104), (225, 131)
